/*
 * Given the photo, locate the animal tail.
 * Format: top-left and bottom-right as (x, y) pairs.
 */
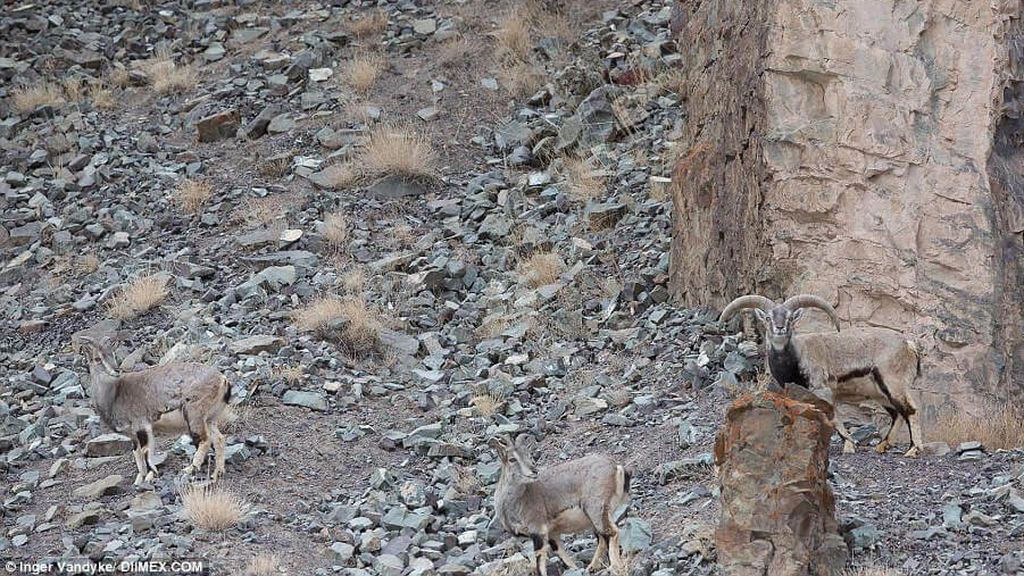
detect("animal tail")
(907, 339), (922, 378)
(222, 376), (232, 403)
(617, 465), (632, 496)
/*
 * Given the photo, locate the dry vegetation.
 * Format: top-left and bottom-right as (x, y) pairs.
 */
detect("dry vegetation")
(293, 296), (382, 352)
(107, 273), (170, 320)
(439, 36), (475, 69)
(141, 49), (197, 94)
(243, 554), (281, 576)
(318, 162), (358, 189)
(362, 125), (437, 181)
(322, 211), (349, 249)
(471, 389), (507, 417)
(347, 9), (388, 39)
(497, 60), (544, 99)
(76, 253), (100, 275)
(175, 179), (214, 215)
(63, 77), (84, 103)
(517, 251), (565, 288)
(343, 54), (386, 95)
(237, 196), (288, 229)
(89, 82), (117, 110)
(340, 268), (366, 294)
(180, 484), (249, 531)
(12, 81), (66, 113)
(562, 156), (606, 203)
(451, 464), (481, 496)
(843, 566), (904, 576)
(494, 8), (533, 61)
(930, 402), (1024, 450)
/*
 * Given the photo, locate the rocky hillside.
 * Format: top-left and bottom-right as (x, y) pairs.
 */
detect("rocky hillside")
(1, 1), (1022, 575)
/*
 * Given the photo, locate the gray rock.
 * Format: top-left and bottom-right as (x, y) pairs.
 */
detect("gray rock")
(330, 541), (355, 564)
(73, 474), (123, 500)
(240, 105), (282, 140)
(368, 175), (428, 199)
(86, 433), (132, 457)
(195, 109), (240, 143)
(846, 523), (881, 549)
(413, 18), (437, 34)
(230, 335), (285, 355)
(282, 390), (328, 411)
(619, 518), (653, 552)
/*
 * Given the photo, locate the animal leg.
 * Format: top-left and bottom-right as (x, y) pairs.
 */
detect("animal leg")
(832, 417), (857, 454)
(531, 534), (550, 576)
(875, 407), (901, 453)
(131, 434), (147, 486)
(904, 411), (924, 458)
(607, 526), (624, 573)
(141, 424), (159, 482)
(209, 422), (226, 481)
(549, 536), (578, 571)
(587, 534), (608, 572)
(184, 422), (211, 477)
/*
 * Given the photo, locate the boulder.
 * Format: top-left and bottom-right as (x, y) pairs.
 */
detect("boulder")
(715, 391), (848, 575)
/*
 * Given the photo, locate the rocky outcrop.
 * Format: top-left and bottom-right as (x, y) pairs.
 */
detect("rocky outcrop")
(715, 392), (848, 576)
(670, 1), (1024, 411)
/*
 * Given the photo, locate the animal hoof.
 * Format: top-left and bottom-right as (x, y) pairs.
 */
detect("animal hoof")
(144, 471), (156, 482)
(904, 447), (920, 458)
(183, 465), (195, 476)
(874, 441), (889, 454)
(842, 441), (856, 454)
(133, 474), (144, 486)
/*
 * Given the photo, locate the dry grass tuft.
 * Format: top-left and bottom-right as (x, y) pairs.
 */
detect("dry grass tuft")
(343, 54), (386, 95)
(76, 253), (101, 275)
(563, 156), (605, 203)
(517, 252), (565, 288)
(347, 9), (388, 39)
(238, 196), (287, 229)
(843, 566), (904, 576)
(89, 82), (117, 110)
(452, 464), (481, 495)
(108, 67), (132, 89)
(362, 125), (437, 181)
(322, 212), (349, 249)
(340, 268), (366, 294)
(494, 8), (533, 61)
(12, 82), (66, 113)
(930, 402), (1024, 450)
(180, 484), (249, 531)
(258, 157), (290, 180)
(107, 273), (170, 320)
(243, 553), (281, 576)
(274, 364), (304, 385)
(175, 179), (214, 215)
(440, 36), (475, 69)
(293, 296), (382, 352)
(471, 390), (507, 417)
(317, 162), (358, 189)
(142, 50), (197, 94)
(497, 60), (544, 99)
(63, 77), (84, 102)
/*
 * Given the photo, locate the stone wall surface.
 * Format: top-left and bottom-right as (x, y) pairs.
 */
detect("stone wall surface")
(715, 392), (848, 576)
(671, 0), (1024, 413)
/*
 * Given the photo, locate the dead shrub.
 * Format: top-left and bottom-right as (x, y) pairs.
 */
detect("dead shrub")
(340, 268), (366, 294)
(89, 82), (117, 110)
(439, 36), (475, 69)
(362, 125), (436, 181)
(929, 402), (1024, 450)
(63, 77), (84, 103)
(343, 54), (385, 95)
(317, 162), (358, 189)
(180, 484), (249, 531)
(107, 273), (170, 320)
(243, 553), (281, 576)
(258, 157), (290, 179)
(347, 9), (388, 39)
(12, 82), (66, 113)
(108, 67), (132, 89)
(517, 252), (565, 288)
(76, 253), (101, 275)
(452, 465), (481, 495)
(470, 389), (507, 417)
(142, 49), (197, 94)
(497, 60), (544, 99)
(843, 566), (904, 576)
(293, 296), (382, 352)
(494, 8), (532, 61)
(175, 179), (214, 215)
(322, 212), (349, 249)
(237, 196), (287, 229)
(563, 156), (605, 203)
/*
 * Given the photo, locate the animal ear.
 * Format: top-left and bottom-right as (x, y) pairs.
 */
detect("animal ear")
(790, 308), (805, 326)
(753, 308), (770, 326)
(514, 433), (537, 454)
(488, 437), (508, 460)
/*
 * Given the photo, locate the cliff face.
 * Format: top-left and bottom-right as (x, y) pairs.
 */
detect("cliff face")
(671, 0), (1024, 412)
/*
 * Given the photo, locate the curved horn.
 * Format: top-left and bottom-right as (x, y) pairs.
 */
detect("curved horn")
(719, 295), (776, 322)
(782, 294), (841, 332)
